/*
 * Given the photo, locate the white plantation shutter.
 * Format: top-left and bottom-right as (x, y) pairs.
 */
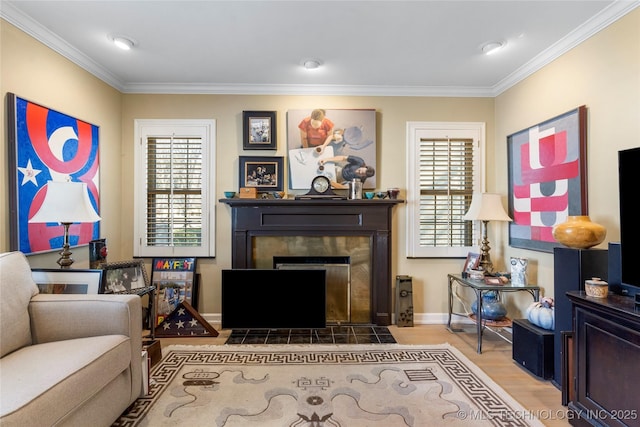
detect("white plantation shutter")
(146, 136), (202, 247)
(418, 138), (474, 247)
(134, 120), (216, 257)
(406, 122), (484, 258)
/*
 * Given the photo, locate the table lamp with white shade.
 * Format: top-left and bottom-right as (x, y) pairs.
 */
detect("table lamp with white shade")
(28, 180), (101, 269)
(463, 192), (512, 274)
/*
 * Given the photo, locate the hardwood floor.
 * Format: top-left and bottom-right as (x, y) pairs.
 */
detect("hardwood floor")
(152, 324), (570, 427)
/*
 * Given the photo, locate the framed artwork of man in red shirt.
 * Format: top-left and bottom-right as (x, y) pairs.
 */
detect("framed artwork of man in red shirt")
(287, 109), (376, 190)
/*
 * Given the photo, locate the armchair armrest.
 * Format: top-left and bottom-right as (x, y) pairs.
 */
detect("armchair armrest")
(29, 293), (144, 400)
(29, 294), (142, 347)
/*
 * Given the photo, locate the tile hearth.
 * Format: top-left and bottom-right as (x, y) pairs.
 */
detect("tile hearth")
(225, 325), (397, 345)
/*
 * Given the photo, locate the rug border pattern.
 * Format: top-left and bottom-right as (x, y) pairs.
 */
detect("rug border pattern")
(115, 344), (539, 427)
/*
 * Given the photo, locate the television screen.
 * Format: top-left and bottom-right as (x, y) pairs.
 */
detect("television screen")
(221, 269), (326, 329)
(618, 147), (640, 296)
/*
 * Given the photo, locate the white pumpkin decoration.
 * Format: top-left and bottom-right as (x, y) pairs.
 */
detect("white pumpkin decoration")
(526, 297), (555, 330)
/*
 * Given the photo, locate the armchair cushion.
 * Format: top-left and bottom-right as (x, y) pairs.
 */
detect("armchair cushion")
(0, 335), (131, 423)
(0, 252), (39, 357)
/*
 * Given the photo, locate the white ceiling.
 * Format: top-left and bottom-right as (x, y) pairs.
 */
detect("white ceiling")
(2, 0), (638, 96)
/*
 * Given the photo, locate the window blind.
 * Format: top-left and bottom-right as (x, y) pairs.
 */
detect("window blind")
(418, 137), (474, 247)
(146, 136), (203, 247)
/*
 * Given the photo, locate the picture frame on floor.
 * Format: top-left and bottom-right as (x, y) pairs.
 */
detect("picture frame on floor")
(31, 268), (103, 294)
(151, 257), (198, 326)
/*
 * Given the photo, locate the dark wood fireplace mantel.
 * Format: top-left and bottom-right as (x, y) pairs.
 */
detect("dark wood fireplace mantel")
(221, 198), (403, 325)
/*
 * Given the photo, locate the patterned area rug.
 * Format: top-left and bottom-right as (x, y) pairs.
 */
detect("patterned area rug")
(114, 344), (543, 427)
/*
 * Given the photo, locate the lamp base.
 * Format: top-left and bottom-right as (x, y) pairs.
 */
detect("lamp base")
(57, 249), (74, 269)
(57, 223), (74, 269)
(479, 220), (494, 274)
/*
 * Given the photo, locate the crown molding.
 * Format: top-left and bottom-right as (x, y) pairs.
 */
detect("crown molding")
(2, 0), (638, 97)
(1, 1), (125, 90)
(492, 0), (639, 96)
(120, 82), (496, 97)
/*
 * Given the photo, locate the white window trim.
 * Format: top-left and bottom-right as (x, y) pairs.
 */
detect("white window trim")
(133, 119), (216, 258)
(405, 121), (485, 258)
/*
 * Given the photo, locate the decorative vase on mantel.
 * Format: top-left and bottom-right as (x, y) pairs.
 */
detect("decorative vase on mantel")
(552, 215), (606, 249)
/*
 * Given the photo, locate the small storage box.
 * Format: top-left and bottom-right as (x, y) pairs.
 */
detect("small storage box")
(239, 187), (257, 199)
(512, 318), (554, 379)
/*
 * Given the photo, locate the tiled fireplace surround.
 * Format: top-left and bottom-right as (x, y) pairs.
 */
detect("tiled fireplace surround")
(222, 198), (402, 326)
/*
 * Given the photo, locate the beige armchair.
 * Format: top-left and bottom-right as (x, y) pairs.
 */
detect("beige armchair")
(0, 251), (143, 427)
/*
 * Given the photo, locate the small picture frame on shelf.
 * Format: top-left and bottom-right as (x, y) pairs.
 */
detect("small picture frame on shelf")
(243, 111), (276, 150)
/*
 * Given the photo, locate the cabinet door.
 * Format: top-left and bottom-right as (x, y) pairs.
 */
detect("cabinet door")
(574, 306), (640, 427)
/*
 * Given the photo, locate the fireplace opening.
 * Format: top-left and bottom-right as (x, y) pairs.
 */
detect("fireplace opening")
(274, 256), (350, 324)
(253, 235), (372, 324)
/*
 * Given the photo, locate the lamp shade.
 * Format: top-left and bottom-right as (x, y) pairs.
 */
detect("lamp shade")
(29, 181), (101, 224)
(462, 192), (512, 222)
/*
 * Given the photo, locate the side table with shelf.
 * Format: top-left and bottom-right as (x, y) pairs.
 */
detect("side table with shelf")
(447, 274), (540, 353)
(109, 285), (157, 340)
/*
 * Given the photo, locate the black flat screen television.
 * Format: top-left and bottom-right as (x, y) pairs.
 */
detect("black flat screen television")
(221, 269), (326, 329)
(615, 147), (640, 297)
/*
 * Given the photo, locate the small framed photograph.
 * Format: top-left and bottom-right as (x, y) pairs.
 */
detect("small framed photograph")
(243, 111), (276, 150)
(31, 269), (103, 294)
(484, 276), (503, 285)
(239, 156), (284, 192)
(100, 260), (149, 294)
(463, 252), (480, 273)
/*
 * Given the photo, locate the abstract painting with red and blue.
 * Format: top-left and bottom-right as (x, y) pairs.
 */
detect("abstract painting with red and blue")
(8, 93), (100, 255)
(507, 106), (587, 252)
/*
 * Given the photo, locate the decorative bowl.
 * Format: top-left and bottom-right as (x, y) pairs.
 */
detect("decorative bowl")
(375, 191), (387, 199)
(364, 192), (375, 199)
(224, 191), (236, 198)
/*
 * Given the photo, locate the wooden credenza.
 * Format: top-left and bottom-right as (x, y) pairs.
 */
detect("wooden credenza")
(566, 291), (640, 427)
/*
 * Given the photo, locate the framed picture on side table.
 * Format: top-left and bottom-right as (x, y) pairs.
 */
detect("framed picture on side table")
(100, 260), (149, 294)
(462, 252), (480, 274)
(31, 269), (103, 294)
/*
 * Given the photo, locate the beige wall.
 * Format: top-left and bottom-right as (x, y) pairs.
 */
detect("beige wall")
(495, 7), (639, 313)
(3, 8), (638, 320)
(1, 20), (123, 269)
(121, 95), (495, 317)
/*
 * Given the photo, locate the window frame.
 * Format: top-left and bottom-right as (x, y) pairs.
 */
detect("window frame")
(133, 119), (216, 258)
(406, 121), (485, 258)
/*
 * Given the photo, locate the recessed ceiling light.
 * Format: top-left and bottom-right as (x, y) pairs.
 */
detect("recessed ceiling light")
(302, 59), (323, 69)
(481, 41), (505, 55)
(108, 34), (135, 50)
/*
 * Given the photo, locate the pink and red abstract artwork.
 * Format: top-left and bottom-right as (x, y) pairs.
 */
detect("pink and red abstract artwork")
(508, 106), (587, 252)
